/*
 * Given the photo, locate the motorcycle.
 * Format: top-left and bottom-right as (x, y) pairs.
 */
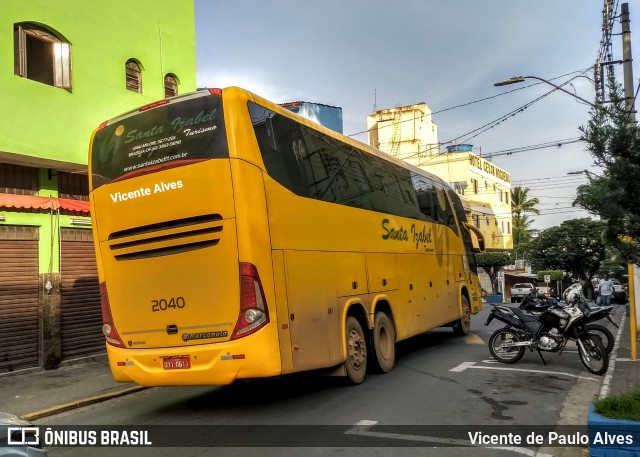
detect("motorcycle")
(517, 285), (618, 354)
(562, 283), (618, 354)
(518, 284), (619, 354)
(485, 297), (609, 375)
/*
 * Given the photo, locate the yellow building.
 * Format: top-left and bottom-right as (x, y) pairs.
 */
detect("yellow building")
(367, 105), (513, 251)
(367, 103), (439, 161)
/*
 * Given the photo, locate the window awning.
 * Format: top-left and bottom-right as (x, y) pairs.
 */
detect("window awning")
(0, 193), (90, 213)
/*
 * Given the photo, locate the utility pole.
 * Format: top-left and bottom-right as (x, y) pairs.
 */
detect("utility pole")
(622, 3), (636, 122)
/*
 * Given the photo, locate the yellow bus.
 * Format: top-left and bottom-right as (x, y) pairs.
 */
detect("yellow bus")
(89, 87), (485, 386)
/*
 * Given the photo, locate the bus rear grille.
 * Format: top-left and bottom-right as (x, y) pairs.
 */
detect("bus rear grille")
(108, 214), (222, 240)
(113, 240), (219, 261)
(108, 214), (224, 261)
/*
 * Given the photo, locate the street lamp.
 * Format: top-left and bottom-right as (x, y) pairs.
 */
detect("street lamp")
(494, 75), (595, 108)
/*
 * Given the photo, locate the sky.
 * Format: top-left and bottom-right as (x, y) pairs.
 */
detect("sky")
(193, 1), (638, 231)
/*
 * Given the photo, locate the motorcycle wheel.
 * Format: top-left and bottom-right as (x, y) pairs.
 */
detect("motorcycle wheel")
(489, 328), (525, 363)
(586, 324), (614, 354)
(577, 334), (609, 375)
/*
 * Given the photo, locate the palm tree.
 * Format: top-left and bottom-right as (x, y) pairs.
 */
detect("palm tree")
(511, 186), (540, 220)
(511, 187), (540, 256)
(512, 214), (533, 252)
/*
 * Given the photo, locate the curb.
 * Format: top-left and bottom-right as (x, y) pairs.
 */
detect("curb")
(599, 313), (626, 398)
(22, 386), (149, 422)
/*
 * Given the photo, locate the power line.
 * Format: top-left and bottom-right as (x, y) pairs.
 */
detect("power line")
(445, 70), (593, 145)
(398, 136), (584, 169)
(346, 67), (593, 139)
(513, 173), (589, 184)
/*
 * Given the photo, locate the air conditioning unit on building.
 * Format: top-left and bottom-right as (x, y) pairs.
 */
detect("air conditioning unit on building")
(515, 259), (525, 269)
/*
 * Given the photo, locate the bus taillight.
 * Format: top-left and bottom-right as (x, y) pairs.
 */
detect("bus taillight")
(100, 282), (125, 348)
(231, 263), (270, 340)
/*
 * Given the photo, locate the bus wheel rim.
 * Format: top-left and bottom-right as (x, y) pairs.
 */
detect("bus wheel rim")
(348, 329), (365, 369)
(462, 304), (470, 330)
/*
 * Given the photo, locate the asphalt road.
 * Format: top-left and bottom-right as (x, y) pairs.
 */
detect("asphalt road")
(38, 303), (621, 457)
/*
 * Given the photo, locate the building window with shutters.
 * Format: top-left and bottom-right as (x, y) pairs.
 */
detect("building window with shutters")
(125, 59), (142, 93)
(58, 171), (89, 201)
(164, 73), (179, 98)
(14, 23), (71, 90)
(0, 163), (39, 195)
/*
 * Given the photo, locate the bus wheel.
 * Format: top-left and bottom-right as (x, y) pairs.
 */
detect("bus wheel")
(453, 296), (472, 336)
(371, 311), (396, 373)
(345, 316), (367, 384)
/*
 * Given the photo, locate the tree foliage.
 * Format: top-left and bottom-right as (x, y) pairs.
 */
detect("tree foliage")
(536, 270), (564, 282)
(475, 251), (511, 294)
(511, 186), (540, 218)
(528, 218), (606, 286)
(576, 75), (640, 260)
(599, 246), (628, 279)
(511, 187), (540, 257)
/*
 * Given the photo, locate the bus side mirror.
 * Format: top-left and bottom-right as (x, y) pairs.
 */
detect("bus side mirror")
(463, 223), (485, 252)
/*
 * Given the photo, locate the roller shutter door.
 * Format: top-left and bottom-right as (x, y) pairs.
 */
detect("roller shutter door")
(0, 226), (39, 372)
(60, 228), (103, 359)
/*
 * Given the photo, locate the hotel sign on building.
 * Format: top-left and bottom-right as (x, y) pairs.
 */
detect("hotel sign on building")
(469, 154), (510, 185)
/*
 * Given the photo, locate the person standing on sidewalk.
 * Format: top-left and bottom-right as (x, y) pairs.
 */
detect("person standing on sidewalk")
(598, 274), (614, 306)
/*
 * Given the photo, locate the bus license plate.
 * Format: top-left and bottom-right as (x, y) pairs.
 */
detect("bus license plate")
(163, 356), (191, 370)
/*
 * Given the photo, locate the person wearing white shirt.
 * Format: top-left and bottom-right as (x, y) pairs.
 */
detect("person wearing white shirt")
(598, 273), (614, 306)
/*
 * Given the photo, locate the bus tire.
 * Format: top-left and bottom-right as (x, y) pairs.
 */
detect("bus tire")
(344, 316), (367, 385)
(453, 295), (472, 336)
(371, 311), (396, 373)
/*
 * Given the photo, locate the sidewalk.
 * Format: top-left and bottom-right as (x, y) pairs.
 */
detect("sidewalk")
(0, 355), (146, 420)
(601, 305), (640, 398)
(0, 305), (637, 422)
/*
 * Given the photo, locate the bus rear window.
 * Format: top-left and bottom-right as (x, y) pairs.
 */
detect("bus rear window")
(91, 93), (228, 189)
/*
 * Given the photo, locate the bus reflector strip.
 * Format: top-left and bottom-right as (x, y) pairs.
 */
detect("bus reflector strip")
(220, 354), (245, 360)
(139, 99), (169, 111)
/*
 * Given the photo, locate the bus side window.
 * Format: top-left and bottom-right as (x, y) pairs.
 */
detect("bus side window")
(436, 183), (458, 235)
(411, 174), (436, 222)
(249, 103), (309, 197)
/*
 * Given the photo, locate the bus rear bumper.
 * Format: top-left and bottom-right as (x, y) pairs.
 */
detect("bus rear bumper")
(104, 328), (282, 386)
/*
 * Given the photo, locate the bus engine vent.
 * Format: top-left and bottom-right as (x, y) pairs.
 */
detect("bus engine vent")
(108, 214), (224, 261)
(108, 214), (222, 240)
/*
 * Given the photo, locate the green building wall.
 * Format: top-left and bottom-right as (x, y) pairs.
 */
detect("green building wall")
(0, 0), (196, 274)
(0, 1), (196, 369)
(0, 0), (196, 166)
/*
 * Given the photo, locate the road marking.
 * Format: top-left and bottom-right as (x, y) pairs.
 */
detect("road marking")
(345, 420), (552, 457)
(450, 361), (597, 381)
(450, 361), (477, 372)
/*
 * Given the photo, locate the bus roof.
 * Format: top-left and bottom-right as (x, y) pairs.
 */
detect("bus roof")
(240, 87), (454, 192)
